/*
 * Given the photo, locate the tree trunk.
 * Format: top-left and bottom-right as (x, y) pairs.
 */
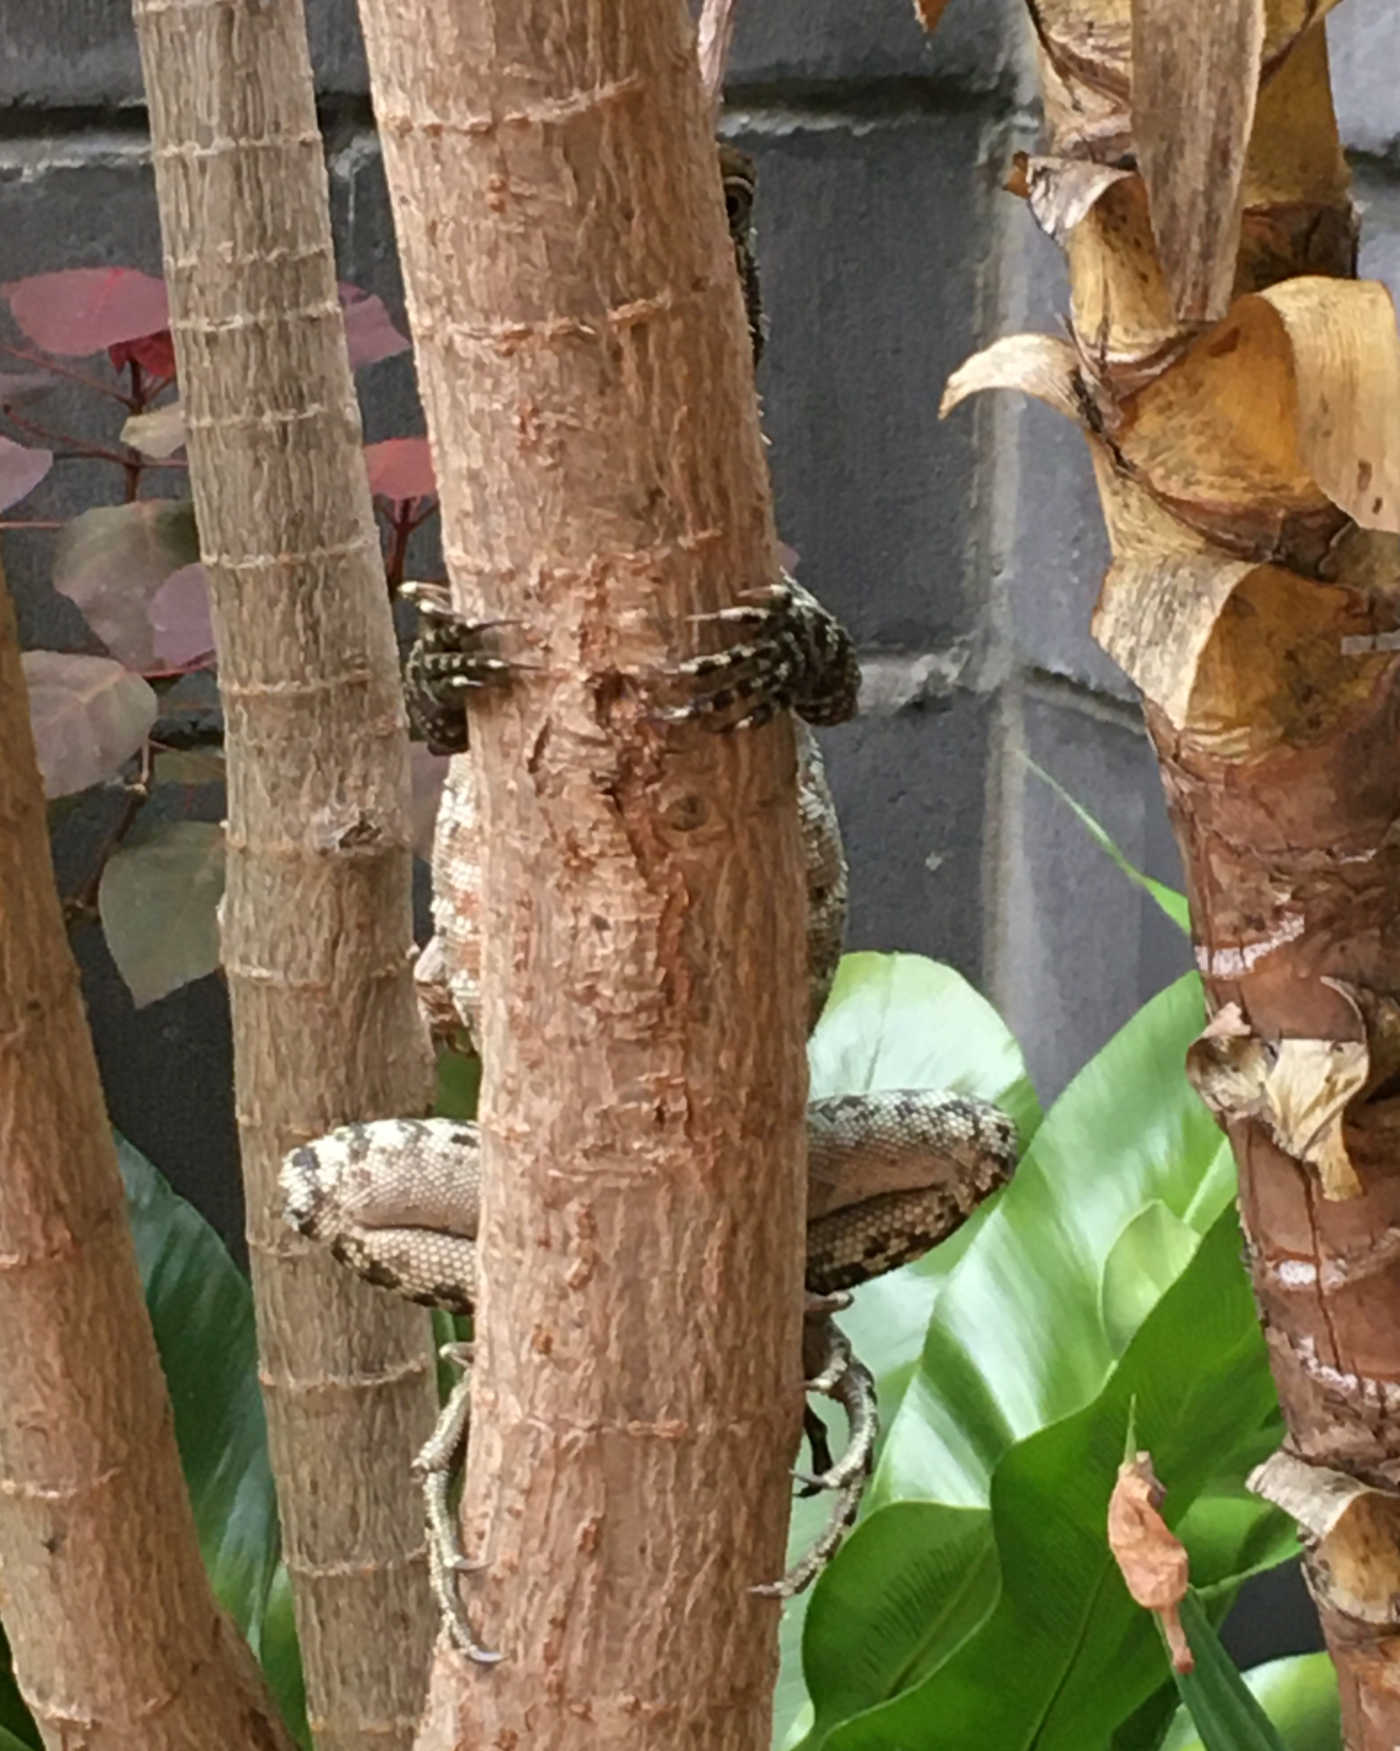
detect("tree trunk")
(128, 3), (441, 1746)
(351, 2), (809, 1746)
(0, 555), (295, 1751)
(944, 3), (1400, 1742)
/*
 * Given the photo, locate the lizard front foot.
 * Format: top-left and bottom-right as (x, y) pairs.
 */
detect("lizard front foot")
(752, 1301), (877, 1599)
(658, 574), (861, 732)
(412, 1340), (502, 1666)
(402, 580), (519, 756)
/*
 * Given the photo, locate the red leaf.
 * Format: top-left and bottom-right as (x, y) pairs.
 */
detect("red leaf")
(150, 563), (215, 667)
(365, 436), (436, 505)
(339, 284), (411, 371)
(110, 330), (178, 381)
(6, 268), (170, 357)
(0, 436), (52, 512)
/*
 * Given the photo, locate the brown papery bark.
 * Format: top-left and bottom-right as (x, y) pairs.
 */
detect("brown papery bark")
(944, 2), (1400, 1743)
(352, 1), (809, 1745)
(128, 3), (440, 1746)
(0, 558), (294, 1750)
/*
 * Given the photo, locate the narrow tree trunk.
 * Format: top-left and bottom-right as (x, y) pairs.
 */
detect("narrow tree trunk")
(0, 557), (294, 1751)
(352, 2), (809, 1745)
(944, 3), (1400, 1742)
(128, 4), (441, 1745)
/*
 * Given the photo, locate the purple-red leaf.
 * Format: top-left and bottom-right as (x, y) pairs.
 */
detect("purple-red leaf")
(98, 819), (225, 1007)
(339, 284), (410, 370)
(52, 500), (201, 668)
(6, 268), (170, 358)
(109, 330), (177, 381)
(0, 436), (52, 511)
(366, 436), (436, 506)
(22, 650), (157, 797)
(150, 563), (214, 667)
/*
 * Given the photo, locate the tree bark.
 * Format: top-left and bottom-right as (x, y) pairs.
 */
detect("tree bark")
(0, 556), (295, 1751)
(944, 3), (1400, 1743)
(128, 3), (441, 1746)
(351, 2), (810, 1746)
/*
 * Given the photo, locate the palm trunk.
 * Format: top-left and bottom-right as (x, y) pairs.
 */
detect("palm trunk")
(351, 1), (810, 1745)
(128, 3), (441, 1745)
(0, 555), (294, 1750)
(943, 4), (1400, 1741)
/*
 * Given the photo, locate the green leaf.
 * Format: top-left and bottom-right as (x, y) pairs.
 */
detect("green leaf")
(1101, 1203), (1202, 1358)
(1165, 1592), (1287, 1750)
(877, 971), (1227, 1510)
(99, 819), (225, 1006)
(799, 1504), (998, 1748)
(1162, 1651), (1340, 1751)
(51, 499), (200, 669)
(434, 1045), (481, 1121)
(115, 1135), (306, 1739)
(116, 1135), (281, 1642)
(810, 1206), (1277, 1750)
(772, 953), (1039, 1747)
(1027, 758), (1191, 936)
(21, 650), (156, 798)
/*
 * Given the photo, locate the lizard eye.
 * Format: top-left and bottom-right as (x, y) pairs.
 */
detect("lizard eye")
(723, 180), (753, 228)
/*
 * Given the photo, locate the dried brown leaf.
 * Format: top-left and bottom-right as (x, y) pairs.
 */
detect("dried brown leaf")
(940, 333), (1082, 424)
(912, 0), (954, 31)
(1247, 278), (1400, 534)
(1250, 1448), (1400, 1624)
(1009, 152), (1133, 245)
(1107, 1451), (1193, 1674)
(1132, 0), (1264, 323)
(1186, 995), (1368, 1199)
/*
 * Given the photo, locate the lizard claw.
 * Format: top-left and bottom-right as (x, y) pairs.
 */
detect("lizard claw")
(752, 1305), (878, 1598)
(413, 1341), (502, 1665)
(401, 581), (521, 756)
(655, 574), (860, 734)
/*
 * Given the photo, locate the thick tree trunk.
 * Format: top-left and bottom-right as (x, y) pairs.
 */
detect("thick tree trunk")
(945, 3), (1400, 1742)
(0, 557), (294, 1750)
(128, 3), (441, 1746)
(352, 1), (809, 1746)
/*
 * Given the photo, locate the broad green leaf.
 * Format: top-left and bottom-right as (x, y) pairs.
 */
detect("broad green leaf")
(1163, 1652), (1339, 1751)
(1165, 1592), (1287, 1750)
(99, 819), (225, 1006)
(434, 1046), (481, 1122)
(116, 1135), (280, 1640)
(1101, 1203), (1202, 1357)
(21, 651), (156, 798)
(811, 1207), (1277, 1750)
(773, 953), (1038, 1746)
(877, 971), (1226, 1510)
(799, 1504), (998, 1747)
(52, 500), (200, 668)
(1027, 757), (1191, 936)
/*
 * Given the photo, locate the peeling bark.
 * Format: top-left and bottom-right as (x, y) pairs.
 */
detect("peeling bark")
(940, 1), (1400, 1740)
(128, 3), (441, 1746)
(351, 1), (808, 1746)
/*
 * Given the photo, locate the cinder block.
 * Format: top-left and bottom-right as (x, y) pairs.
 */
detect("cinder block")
(727, 0), (1025, 98)
(1357, 163), (1400, 300)
(821, 690), (993, 987)
(992, 687), (1190, 1103)
(1331, 0), (1400, 161)
(727, 116), (995, 652)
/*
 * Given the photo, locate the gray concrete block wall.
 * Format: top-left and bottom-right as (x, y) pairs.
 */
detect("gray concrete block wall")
(5, 0), (1400, 1672)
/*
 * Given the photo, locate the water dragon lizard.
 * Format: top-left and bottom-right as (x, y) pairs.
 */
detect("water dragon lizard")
(280, 142), (1018, 1663)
